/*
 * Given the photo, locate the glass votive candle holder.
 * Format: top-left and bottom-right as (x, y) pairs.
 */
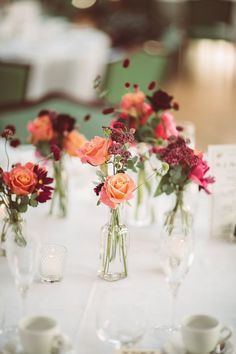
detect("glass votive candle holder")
(39, 244), (67, 283)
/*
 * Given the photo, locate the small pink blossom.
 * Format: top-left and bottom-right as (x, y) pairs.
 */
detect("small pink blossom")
(155, 111), (178, 140)
(189, 160), (215, 194)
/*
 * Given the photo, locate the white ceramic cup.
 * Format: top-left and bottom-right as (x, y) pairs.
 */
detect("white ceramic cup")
(181, 314), (232, 354)
(19, 316), (68, 354)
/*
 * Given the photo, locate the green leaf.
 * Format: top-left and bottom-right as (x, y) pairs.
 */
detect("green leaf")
(30, 193), (38, 201)
(29, 199), (38, 207)
(17, 204), (28, 213)
(96, 200), (101, 206)
(20, 196), (29, 205)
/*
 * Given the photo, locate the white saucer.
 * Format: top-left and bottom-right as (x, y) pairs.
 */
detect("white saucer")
(163, 332), (234, 354)
(1, 333), (75, 354)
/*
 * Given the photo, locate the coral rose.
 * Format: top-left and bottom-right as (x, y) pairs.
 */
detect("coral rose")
(154, 111), (178, 140)
(63, 130), (87, 156)
(120, 91), (153, 127)
(77, 136), (111, 166)
(28, 115), (54, 144)
(100, 173), (136, 209)
(3, 162), (37, 196)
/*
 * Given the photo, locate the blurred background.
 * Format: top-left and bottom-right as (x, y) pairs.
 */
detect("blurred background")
(0, 0), (235, 149)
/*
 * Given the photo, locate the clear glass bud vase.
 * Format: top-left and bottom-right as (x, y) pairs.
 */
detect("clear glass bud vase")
(49, 158), (68, 218)
(127, 143), (154, 227)
(164, 190), (193, 237)
(0, 209), (26, 256)
(98, 207), (129, 281)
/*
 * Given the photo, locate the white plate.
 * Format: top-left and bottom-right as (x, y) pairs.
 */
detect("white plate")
(163, 332), (234, 354)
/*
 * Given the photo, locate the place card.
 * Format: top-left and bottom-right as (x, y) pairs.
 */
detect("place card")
(113, 350), (161, 354)
(208, 145), (236, 239)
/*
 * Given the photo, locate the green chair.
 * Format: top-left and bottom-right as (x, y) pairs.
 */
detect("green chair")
(103, 50), (167, 104)
(0, 61), (30, 106)
(0, 93), (109, 143)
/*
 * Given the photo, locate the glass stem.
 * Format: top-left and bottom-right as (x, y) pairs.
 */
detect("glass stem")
(19, 287), (28, 318)
(170, 285), (179, 329)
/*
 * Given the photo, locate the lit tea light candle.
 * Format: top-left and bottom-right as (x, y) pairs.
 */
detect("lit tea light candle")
(39, 244), (67, 283)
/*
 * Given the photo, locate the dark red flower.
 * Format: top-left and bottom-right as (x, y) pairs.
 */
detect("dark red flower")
(33, 165), (54, 203)
(108, 143), (123, 155)
(102, 107), (115, 115)
(173, 102), (179, 111)
(51, 144), (61, 161)
(133, 84), (139, 90)
(148, 81), (156, 91)
(176, 126), (184, 132)
(113, 122), (125, 130)
(156, 136), (199, 168)
(84, 114), (91, 122)
(122, 58), (130, 68)
(54, 114), (75, 134)
(94, 182), (104, 196)
(147, 89), (173, 112)
(124, 82), (130, 88)
(10, 138), (21, 148)
(38, 110), (50, 117)
(1, 125), (16, 138)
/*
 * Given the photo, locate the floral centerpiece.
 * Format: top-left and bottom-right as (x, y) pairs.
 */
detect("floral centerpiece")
(0, 125), (53, 252)
(102, 63), (179, 225)
(77, 124), (137, 281)
(154, 136), (215, 235)
(28, 110), (86, 217)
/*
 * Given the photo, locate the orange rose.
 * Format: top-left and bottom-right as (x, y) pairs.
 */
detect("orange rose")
(100, 173), (136, 209)
(77, 136), (111, 166)
(28, 115), (54, 144)
(63, 130), (87, 156)
(3, 163), (37, 196)
(120, 91), (153, 127)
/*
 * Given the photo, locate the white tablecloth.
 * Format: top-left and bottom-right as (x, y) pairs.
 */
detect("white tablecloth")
(0, 145), (236, 353)
(0, 2), (110, 102)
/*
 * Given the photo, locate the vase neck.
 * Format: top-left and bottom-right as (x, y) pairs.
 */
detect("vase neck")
(108, 206), (124, 227)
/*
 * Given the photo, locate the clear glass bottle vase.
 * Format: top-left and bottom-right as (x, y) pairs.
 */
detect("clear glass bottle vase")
(163, 190), (193, 237)
(98, 207), (129, 281)
(49, 158), (68, 218)
(0, 210), (26, 256)
(127, 143), (154, 227)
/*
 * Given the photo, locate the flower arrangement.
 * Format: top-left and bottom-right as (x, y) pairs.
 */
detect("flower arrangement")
(154, 136), (215, 235)
(77, 124), (137, 280)
(28, 110), (86, 217)
(0, 125), (53, 249)
(101, 61), (179, 225)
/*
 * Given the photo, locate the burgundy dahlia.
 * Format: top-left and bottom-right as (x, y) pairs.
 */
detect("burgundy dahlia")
(147, 89), (173, 112)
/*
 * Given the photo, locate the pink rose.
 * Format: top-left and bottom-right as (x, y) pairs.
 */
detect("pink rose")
(189, 160), (215, 193)
(100, 173), (136, 209)
(77, 136), (111, 166)
(154, 111), (178, 140)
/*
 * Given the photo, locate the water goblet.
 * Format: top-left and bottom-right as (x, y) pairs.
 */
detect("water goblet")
(155, 219), (194, 341)
(6, 231), (39, 320)
(96, 288), (148, 350)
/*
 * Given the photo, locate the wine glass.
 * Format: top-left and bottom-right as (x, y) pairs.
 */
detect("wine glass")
(96, 288), (148, 350)
(156, 221), (194, 339)
(6, 231), (39, 320)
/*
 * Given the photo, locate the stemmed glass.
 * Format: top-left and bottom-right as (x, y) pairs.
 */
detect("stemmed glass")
(96, 288), (148, 350)
(6, 230), (39, 321)
(157, 218), (194, 337)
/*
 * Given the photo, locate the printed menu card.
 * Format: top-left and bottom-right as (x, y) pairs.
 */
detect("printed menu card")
(208, 145), (236, 239)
